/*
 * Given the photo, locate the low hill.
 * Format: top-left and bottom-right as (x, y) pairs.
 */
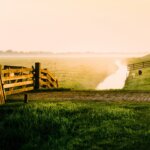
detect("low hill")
(124, 54), (150, 90)
(127, 54), (150, 64)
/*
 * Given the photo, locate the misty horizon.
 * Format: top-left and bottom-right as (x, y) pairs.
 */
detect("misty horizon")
(0, 49), (148, 54)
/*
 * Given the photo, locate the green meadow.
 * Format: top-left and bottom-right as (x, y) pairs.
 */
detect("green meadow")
(0, 99), (150, 150)
(125, 54), (150, 90)
(0, 55), (150, 150)
(124, 67), (150, 90)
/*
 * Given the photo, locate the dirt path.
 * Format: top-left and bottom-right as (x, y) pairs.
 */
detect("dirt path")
(6, 90), (150, 102)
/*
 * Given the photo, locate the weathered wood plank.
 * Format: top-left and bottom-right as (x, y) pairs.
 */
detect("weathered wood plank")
(41, 73), (58, 87)
(40, 69), (48, 74)
(47, 74), (56, 82)
(47, 71), (56, 80)
(2, 68), (33, 74)
(41, 69), (56, 80)
(40, 80), (54, 88)
(40, 80), (48, 86)
(0, 81), (5, 104)
(41, 78), (58, 88)
(0, 65), (5, 104)
(4, 65), (26, 69)
(4, 80), (33, 88)
(40, 74), (47, 80)
(3, 74), (33, 81)
(5, 86), (34, 95)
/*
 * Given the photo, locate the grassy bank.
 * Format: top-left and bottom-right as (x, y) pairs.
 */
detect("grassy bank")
(125, 54), (150, 90)
(0, 100), (150, 150)
(124, 68), (150, 90)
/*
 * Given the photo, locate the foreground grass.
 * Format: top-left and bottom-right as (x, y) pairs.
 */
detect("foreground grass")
(0, 100), (150, 150)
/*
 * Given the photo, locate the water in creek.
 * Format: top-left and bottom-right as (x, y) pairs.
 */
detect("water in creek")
(96, 60), (129, 90)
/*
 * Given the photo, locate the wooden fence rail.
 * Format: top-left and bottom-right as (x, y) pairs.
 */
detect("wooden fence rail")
(40, 69), (58, 88)
(128, 61), (150, 71)
(0, 62), (58, 104)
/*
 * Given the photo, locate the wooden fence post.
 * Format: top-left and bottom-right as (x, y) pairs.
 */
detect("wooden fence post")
(24, 94), (28, 103)
(0, 65), (5, 104)
(34, 62), (41, 90)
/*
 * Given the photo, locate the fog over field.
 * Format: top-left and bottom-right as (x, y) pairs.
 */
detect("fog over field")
(0, 51), (147, 90)
(0, 55), (125, 90)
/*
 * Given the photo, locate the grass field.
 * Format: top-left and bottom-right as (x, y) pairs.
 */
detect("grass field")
(125, 54), (150, 90)
(0, 55), (150, 150)
(0, 91), (150, 150)
(124, 68), (150, 90)
(0, 56), (117, 90)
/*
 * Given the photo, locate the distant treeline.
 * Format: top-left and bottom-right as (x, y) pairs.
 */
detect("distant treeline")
(0, 50), (147, 56)
(0, 50), (53, 55)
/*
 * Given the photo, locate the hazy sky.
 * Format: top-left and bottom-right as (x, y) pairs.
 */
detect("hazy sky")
(0, 0), (150, 53)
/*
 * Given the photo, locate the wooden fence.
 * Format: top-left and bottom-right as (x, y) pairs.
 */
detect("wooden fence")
(0, 62), (58, 104)
(0, 65), (5, 104)
(128, 61), (150, 71)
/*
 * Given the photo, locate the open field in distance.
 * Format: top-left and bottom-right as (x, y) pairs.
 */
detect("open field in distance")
(0, 56), (118, 90)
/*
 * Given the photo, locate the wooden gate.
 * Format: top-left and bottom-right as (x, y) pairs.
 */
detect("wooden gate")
(0, 65), (5, 104)
(0, 62), (58, 104)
